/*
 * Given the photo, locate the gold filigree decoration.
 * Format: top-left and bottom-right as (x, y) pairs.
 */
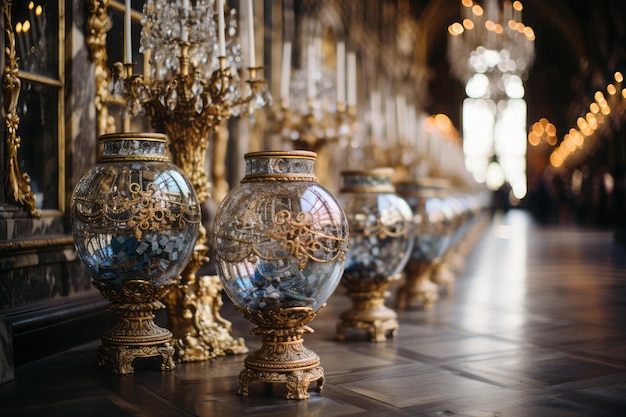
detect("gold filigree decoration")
(2, 0), (39, 217)
(216, 210), (348, 270)
(359, 217), (410, 240)
(267, 210), (347, 269)
(236, 305), (319, 331)
(74, 180), (200, 239)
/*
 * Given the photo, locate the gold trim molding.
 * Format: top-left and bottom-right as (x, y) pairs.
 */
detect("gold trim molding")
(86, 0), (116, 136)
(2, 0), (39, 218)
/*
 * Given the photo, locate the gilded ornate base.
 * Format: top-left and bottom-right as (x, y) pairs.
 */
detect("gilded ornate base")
(396, 262), (439, 310)
(96, 302), (175, 375)
(235, 306), (324, 400)
(238, 343), (324, 400)
(164, 275), (248, 362)
(432, 260), (455, 295)
(337, 276), (401, 342)
(92, 280), (177, 374)
(97, 341), (175, 375)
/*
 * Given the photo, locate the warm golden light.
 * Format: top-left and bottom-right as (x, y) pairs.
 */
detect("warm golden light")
(528, 131), (540, 146)
(494, 24), (504, 34)
(434, 113), (453, 131)
(472, 5), (483, 16)
(463, 19), (475, 30)
(35, 5), (42, 16)
(573, 131), (584, 147)
(28, 1), (34, 10)
(513, 1), (523, 12)
(615, 72), (623, 83)
(485, 20), (496, 31)
(449, 22), (464, 36)
(545, 123), (556, 137)
(22, 20), (31, 33)
(462, 0), (473, 7)
(524, 27), (535, 40)
(15, 21), (23, 33)
(607, 84), (617, 95)
(586, 113), (598, 128)
(531, 122), (544, 136)
(589, 102), (600, 114)
(594, 91), (605, 102)
(550, 153), (563, 168)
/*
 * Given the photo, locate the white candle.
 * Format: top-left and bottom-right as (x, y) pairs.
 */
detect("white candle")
(347, 52), (357, 107)
(217, 0), (226, 57)
(143, 48), (152, 81)
(371, 90), (382, 146)
(385, 98), (397, 145)
(181, 0), (189, 42)
(247, 0), (256, 67)
(336, 42), (345, 104)
(124, 0), (132, 64)
(280, 41), (292, 103)
(307, 44), (316, 100)
(396, 95), (406, 143)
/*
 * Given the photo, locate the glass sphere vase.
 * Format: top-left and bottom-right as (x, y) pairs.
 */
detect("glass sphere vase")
(71, 133), (200, 374)
(213, 150), (349, 400)
(395, 178), (454, 310)
(336, 168), (413, 342)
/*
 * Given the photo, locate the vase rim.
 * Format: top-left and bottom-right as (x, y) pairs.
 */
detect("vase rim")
(98, 132), (168, 143)
(244, 150), (317, 160)
(341, 167), (394, 177)
(395, 177), (452, 189)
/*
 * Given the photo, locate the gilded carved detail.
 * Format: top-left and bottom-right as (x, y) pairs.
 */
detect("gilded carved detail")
(2, 0), (39, 217)
(86, 0), (116, 136)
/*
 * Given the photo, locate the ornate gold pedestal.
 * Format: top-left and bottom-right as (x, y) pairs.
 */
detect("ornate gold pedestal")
(337, 275), (401, 342)
(236, 306), (324, 400)
(93, 280), (176, 375)
(396, 262), (439, 310)
(432, 260), (455, 295)
(164, 273), (248, 362)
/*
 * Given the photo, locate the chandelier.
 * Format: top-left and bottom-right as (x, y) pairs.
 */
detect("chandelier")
(447, 0), (535, 89)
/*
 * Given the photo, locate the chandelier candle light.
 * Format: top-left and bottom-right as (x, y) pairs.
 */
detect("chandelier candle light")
(447, 0), (535, 87)
(276, 40), (357, 190)
(115, 0), (271, 363)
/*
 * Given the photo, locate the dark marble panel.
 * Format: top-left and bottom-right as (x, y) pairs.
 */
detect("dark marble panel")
(0, 317), (14, 384)
(0, 213), (65, 240)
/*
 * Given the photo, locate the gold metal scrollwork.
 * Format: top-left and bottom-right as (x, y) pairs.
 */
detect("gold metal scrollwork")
(216, 209), (348, 270)
(2, 0), (39, 217)
(86, 0), (116, 136)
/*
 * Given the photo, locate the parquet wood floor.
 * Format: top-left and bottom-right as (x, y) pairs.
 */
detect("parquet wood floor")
(2, 209), (626, 416)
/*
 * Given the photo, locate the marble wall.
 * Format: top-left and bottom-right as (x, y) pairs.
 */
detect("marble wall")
(0, 0), (99, 384)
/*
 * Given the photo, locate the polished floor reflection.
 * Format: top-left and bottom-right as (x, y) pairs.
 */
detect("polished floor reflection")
(2, 209), (626, 416)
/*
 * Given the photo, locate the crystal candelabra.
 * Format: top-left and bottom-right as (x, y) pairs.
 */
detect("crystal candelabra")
(273, 41), (356, 189)
(447, 0), (535, 88)
(113, 0), (271, 363)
